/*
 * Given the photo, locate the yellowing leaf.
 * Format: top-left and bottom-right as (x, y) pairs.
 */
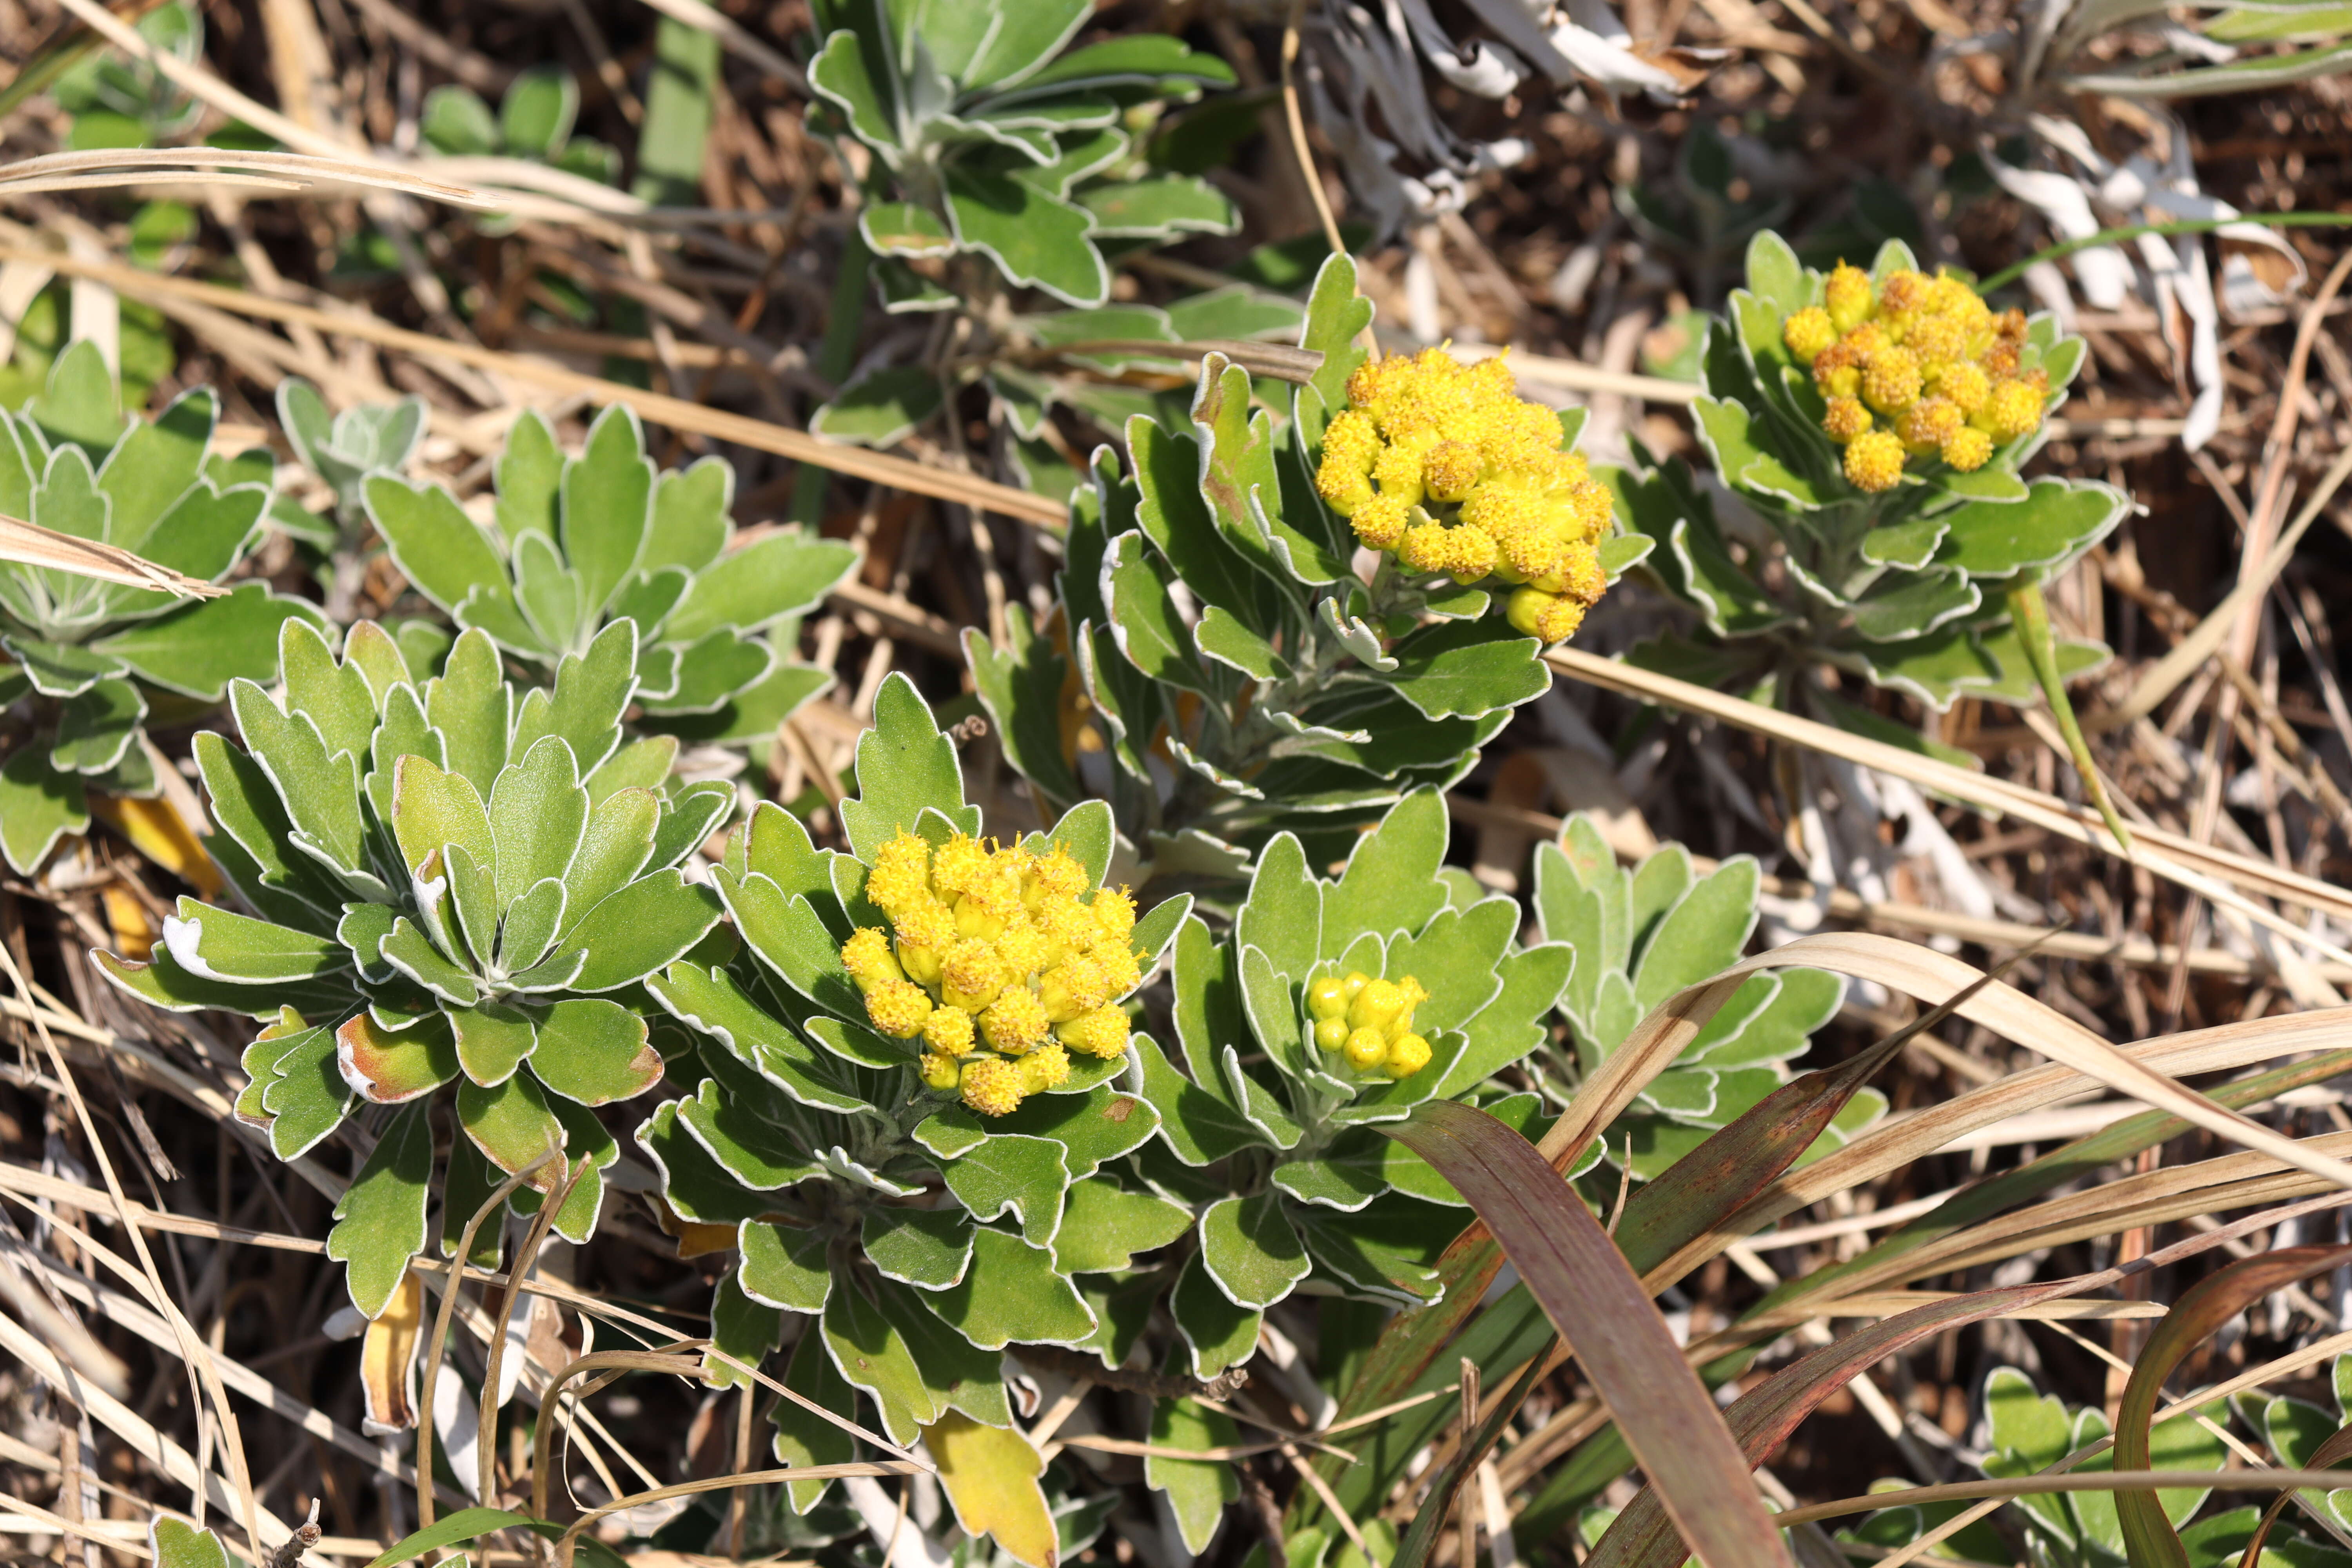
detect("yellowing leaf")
(361, 1270), (423, 1430)
(926, 1410), (1057, 1568)
(101, 883), (155, 959)
(89, 791), (224, 896)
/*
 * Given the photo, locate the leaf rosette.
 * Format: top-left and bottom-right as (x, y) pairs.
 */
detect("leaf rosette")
(1132, 789), (1572, 1376)
(1531, 813), (1875, 1181)
(1611, 230), (2127, 731)
(363, 404), (857, 746)
(968, 254), (1651, 871)
(0, 342), (321, 875)
(93, 615), (730, 1313)
(806, 0), (1236, 312)
(630, 673), (1193, 1503)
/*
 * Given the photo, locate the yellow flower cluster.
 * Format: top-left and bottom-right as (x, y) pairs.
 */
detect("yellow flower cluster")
(841, 830), (1144, 1118)
(1312, 348), (1613, 645)
(1781, 266), (2047, 494)
(1305, 970), (1433, 1080)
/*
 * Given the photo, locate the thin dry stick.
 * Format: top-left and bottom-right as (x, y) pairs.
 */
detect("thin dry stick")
(1, 247), (1069, 528)
(554, 1466), (926, 1568)
(1278, 0), (1347, 267)
(0, 513), (227, 597)
(477, 1160), (586, 1517)
(530, 1347), (706, 1523)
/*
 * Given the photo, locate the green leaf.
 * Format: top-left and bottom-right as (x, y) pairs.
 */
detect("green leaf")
(944, 165), (1108, 307)
(533, 871), (721, 991)
(922, 1226), (1096, 1349)
(810, 367), (942, 447)
(820, 1281), (941, 1446)
(1193, 354), (1345, 584)
(158, 898), (345, 982)
(1136, 1028), (1259, 1164)
(328, 1100), (432, 1317)
(151, 1520), (230, 1568)
(1742, 230), (1810, 314)
(837, 672), (978, 860)
(631, 18), (718, 205)
(984, 1084), (1160, 1179)
(864, 1206), (974, 1289)
(1933, 477), (2129, 578)
(1050, 1177), (1191, 1273)
(420, 85), (499, 154)
(740, 1219), (831, 1312)
(499, 64), (576, 158)
(458, 1069), (568, 1186)
(1236, 831), (1322, 982)
(1102, 528), (1218, 697)
(1149, 1389), (1241, 1552)
(1080, 175), (1236, 238)
(650, 961), (873, 1118)
(664, 532), (855, 642)
(1321, 789), (1448, 956)
(527, 997), (662, 1105)
(559, 406), (655, 614)
(337, 1011), (461, 1104)
(365, 475), (510, 621)
(937, 1132), (1072, 1247)
(1199, 1192), (1308, 1310)
(771, 1329), (856, 1514)
(51, 677), (144, 775)
(89, 584), (318, 703)
(1630, 858), (1761, 1011)
(705, 1266), (782, 1390)
(1383, 619), (1548, 720)
(230, 679), (368, 878)
(960, 0), (1089, 87)
(860, 200), (955, 258)
(1171, 1250), (1261, 1378)
(966, 606), (1078, 807)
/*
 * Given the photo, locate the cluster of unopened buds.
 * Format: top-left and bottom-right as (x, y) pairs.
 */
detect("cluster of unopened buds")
(1780, 265), (2048, 494)
(1305, 969), (1433, 1080)
(1313, 348), (1612, 645)
(840, 831), (1143, 1117)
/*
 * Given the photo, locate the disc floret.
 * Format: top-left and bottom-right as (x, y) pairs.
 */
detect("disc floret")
(1304, 968), (1434, 1080)
(1780, 265), (2048, 493)
(1312, 347), (1613, 644)
(843, 830), (1146, 1116)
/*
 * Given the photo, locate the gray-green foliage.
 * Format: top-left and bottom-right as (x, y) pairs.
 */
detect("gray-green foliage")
(1844, 1366), (2259, 1568)
(2020, 0), (2352, 97)
(806, 0), (1237, 312)
(1614, 232), (2123, 750)
(52, 0), (200, 149)
(362, 403), (858, 746)
(1131, 789), (1572, 1396)
(0, 341), (320, 875)
(422, 64), (620, 186)
(1531, 811), (1871, 1180)
(969, 254), (1643, 871)
(94, 615), (732, 1312)
(630, 673), (1191, 1509)
(275, 377), (429, 543)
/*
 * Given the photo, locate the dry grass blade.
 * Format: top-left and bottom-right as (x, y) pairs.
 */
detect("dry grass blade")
(3, 247), (1069, 529)
(0, 511), (227, 597)
(1382, 1101), (1795, 1568)
(1775, 1470), (2352, 1529)
(0, 148), (493, 207)
(1546, 646), (2352, 958)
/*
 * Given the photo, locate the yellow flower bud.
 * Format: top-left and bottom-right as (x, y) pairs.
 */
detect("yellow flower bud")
(920, 1051), (963, 1091)
(1825, 265), (1873, 333)
(929, 832), (995, 900)
(1350, 978), (1406, 1033)
(1372, 442), (1425, 506)
(1091, 885), (1137, 944)
(1089, 938), (1142, 998)
(922, 1005), (976, 1057)
(1940, 426), (1993, 472)
(866, 831), (933, 916)
(1938, 360), (1990, 415)
(1019, 1044), (1071, 1094)
(865, 978), (933, 1040)
(1861, 347), (1923, 415)
(1400, 521), (1454, 575)
(1341, 971), (1370, 1003)
(1343, 1027), (1390, 1070)
(1877, 269), (1928, 318)
(841, 927), (902, 992)
(959, 1057), (1023, 1117)
(1036, 957), (1107, 1023)
(1314, 1016), (1350, 1052)
(1821, 395), (1872, 443)
(1447, 524), (1498, 585)
(1386, 1033), (1433, 1079)
(993, 921), (1047, 982)
(1306, 974), (1349, 1021)
(1057, 1004), (1130, 1059)
(981, 987), (1049, 1054)
(1352, 494), (1412, 550)
(1843, 430), (1906, 493)
(940, 938), (1006, 1012)
(1980, 379), (2043, 441)
(898, 940), (944, 989)
(1024, 846), (1090, 906)
(1897, 397), (1964, 454)
(1421, 440), (1482, 502)
(1782, 306), (1838, 364)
